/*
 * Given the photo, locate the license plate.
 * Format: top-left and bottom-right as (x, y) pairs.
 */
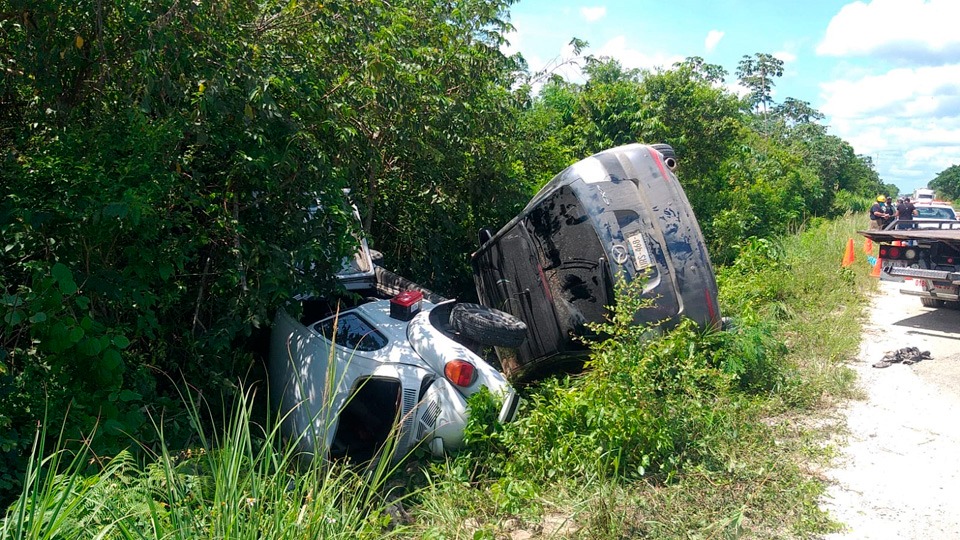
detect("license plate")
(627, 232), (652, 271)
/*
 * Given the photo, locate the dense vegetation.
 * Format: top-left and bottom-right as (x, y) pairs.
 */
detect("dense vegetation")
(2, 0), (888, 525)
(0, 216), (874, 538)
(930, 164), (960, 201)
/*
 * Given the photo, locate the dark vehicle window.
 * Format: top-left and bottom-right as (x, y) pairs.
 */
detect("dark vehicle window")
(916, 207), (956, 220)
(315, 313), (387, 352)
(330, 377), (400, 461)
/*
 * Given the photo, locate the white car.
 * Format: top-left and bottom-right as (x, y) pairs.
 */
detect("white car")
(913, 188), (935, 203)
(269, 292), (522, 462)
(914, 203), (957, 222)
(889, 202), (959, 230)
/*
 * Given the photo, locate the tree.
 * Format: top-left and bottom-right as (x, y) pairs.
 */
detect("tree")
(930, 164), (960, 201)
(772, 98), (825, 127)
(736, 53), (784, 116)
(673, 56), (728, 84)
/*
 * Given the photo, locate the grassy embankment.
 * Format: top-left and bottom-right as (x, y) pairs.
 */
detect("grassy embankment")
(1, 215), (878, 539)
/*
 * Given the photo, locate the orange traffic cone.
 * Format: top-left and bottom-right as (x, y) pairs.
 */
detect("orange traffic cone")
(842, 238), (855, 267)
(871, 257), (882, 277)
(863, 238), (873, 254)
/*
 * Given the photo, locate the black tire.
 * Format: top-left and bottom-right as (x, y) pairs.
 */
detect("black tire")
(651, 143), (677, 171)
(651, 143), (675, 159)
(920, 297), (945, 308)
(450, 303), (527, 348)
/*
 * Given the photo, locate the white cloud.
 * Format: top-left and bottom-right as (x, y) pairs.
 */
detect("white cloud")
(595, 36), (683, 71)
(500, 28), (521, 57)
(704, 30), (724, 52)
(774, 51), (797, 64)
(817, 0), (960, 63)
(580, 6), (607, 22)
(821, 63), (960, 188)
(820, 64), (960, 120)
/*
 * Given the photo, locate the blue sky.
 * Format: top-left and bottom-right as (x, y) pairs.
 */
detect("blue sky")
(505, 0), (960, 196)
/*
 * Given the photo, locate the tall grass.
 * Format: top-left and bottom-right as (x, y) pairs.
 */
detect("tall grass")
(1, 386), (409, 539)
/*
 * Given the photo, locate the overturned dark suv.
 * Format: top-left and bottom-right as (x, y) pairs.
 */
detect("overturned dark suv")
(472, 143), (721, 382)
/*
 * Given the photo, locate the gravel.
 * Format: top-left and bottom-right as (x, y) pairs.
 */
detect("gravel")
(820, 278), (960, 538)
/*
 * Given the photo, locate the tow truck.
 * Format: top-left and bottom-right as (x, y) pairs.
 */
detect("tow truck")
(860, 220), (960, 308)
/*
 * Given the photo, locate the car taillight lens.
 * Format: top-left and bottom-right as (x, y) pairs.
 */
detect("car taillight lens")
(444, 360), (476, 387)
(905, 248), (918, 259)
(889, 247), (901, 258)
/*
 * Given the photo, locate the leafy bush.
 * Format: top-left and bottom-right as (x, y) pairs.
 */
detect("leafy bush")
(717, 236), (788, 318)
(491, 280), (757, 484)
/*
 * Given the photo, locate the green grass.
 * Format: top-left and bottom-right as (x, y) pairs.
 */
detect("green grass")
(1, 387), (411, 539)
(1, 215), (876, 539)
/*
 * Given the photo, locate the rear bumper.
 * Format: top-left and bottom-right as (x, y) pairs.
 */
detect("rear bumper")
(887, 265), (960, 284)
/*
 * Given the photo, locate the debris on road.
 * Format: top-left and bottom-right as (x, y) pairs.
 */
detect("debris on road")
(872, 346), (932, 368)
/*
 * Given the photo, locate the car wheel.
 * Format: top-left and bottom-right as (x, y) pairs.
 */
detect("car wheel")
(450, 303), (527, 348)
(651, 143), (675, 158)
(920, 297), (945, 308)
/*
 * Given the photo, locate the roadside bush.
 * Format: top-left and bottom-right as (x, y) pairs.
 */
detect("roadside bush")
(717, 236), (788, 319)
(491, 280), (743, 484)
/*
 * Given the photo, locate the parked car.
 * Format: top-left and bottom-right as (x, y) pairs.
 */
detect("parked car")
(471, 143), (721, 382)
(270, 235), (524, 462)
(914, 203), (957, 221)
(888, 202), (958, 230)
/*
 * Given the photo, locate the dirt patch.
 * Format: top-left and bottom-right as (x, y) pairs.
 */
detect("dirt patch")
(819, 279), (960, 538)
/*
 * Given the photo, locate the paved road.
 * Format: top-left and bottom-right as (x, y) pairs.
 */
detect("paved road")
(821, 279), (960, 539)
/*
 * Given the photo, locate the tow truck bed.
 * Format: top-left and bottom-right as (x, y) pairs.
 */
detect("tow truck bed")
(858, 221), (960, 306)
(859, 228), (960, 244)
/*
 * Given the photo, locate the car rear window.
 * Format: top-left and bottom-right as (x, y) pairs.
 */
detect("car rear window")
(315, 313), (388, 351)
(916, 206), (956, 220)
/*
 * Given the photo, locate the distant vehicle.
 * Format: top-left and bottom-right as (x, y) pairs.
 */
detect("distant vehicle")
(471, 143), (721, 382)
(913, 188), (935, 203)
(915, 203), (957, 221)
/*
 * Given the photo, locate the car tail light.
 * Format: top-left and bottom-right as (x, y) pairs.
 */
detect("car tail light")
(444, 360), (476, 387)
(905, 248), (918, 259)
(888, 246), (901, 258)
